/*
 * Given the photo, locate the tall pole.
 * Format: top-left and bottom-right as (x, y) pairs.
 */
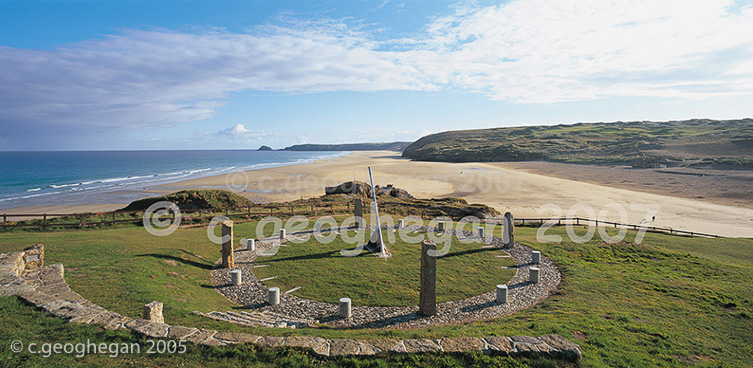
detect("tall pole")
(368, 166), (385, 256)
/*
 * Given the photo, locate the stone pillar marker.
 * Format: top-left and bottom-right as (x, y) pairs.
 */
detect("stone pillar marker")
(221, 220), (234, 269)
(531, 250), (541, 264)
(23, 244), (44, 270)
(419, 240), (437, 316)
(268, 287), (280, 306)
(530, 267), (540, 284)
(354, 198), (363, 228)
(437, 221), (445, 232)
(496, 284), (508, 304)
(143, 301), (164, 323)
(397, 219), (404, 229)
(339, 297), (352, 319)
(279, 229), (286, 240)
(478, 227), (485, 238)
(503, 212), (515, 248)
(247, 238), (255, 251)
(230, 269), (242, 286)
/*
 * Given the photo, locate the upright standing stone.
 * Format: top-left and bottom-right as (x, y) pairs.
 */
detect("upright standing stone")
(268, 287), (280, 306)
(496, 284), (508, 304)
(247, 238), (256, 251)
(230, 269), (242, 286)
(397, 219), (404, 229)
(419, 240), (437, 316)
(221, 220), (234, 269)
(531, 250), (541, 264)
(478, 227), (485, 238)
(279, 229), (286, 240)
(143, 301), (164, 323)
(354, 198), (363, 228)
(437, 221), (445, 232)
(503, 212), (515, 248)
(339, 297), (352, 319)
(530, 267), (540, 284)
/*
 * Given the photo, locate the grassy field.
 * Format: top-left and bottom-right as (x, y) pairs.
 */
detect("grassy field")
(0, 217), (751, 367)
(402, 118), (753, 167)
(255, 229), (516, 306)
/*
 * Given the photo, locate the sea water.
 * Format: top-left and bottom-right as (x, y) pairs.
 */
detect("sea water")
(0, 150), (346, 209)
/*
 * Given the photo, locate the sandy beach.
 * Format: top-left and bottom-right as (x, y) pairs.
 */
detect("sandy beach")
(4, 151), (752, 237)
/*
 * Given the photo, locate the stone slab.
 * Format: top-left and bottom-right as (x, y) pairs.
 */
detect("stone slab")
(440, 337), (484, 353)
(403, 339), (442, 353)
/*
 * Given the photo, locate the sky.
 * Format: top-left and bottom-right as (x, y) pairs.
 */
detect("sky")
(1, 0), (753, 151)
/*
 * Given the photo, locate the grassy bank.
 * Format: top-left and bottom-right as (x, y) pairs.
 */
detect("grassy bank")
(402, 118), (753, 167)
(0, 219), (751, 367)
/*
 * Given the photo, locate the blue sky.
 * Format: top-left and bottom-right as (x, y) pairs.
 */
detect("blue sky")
(1, 0), (753, 150)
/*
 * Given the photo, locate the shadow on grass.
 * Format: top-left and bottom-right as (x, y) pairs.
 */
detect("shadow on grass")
(260, 249), (374, 263)
(135, 253), (213, 270)
(440, 247), (498, 259)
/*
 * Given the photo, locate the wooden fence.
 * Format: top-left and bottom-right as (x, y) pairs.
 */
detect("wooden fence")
(0, 202), (353, 229)
(1, 204), (725, 238)
(485, 216), (724, 238)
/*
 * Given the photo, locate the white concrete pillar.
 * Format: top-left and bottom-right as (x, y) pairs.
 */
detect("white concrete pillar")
(339, 297), (352, 319)
(530, 267), (540, 284)
(531, 250), (541, 264)
(279, 229), (286, 240)
(478, 227), (485, 238)
(247, 238), (255, 251)
(496, 284), (508, 304)
(437, 221), (445, 232)
(230, 269), (242, 286)
(268, 287), (280, 306)
(397, 219), (404, 229)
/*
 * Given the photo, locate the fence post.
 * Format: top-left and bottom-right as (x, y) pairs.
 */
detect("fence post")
(576, 218), (580, 225)
(248, 206), (251, 217)
(43, 214), (47, 229)
(291, 205), (294, 216)
(112, 212), (116, 225)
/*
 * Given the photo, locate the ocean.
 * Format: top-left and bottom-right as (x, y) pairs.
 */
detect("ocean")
(0, 150), (346, 210)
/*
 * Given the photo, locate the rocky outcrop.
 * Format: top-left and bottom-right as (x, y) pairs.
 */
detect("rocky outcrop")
(325, 181), (373, 197)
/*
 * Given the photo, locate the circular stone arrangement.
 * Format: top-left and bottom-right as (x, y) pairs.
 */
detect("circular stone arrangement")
(209, 225), (561, 329)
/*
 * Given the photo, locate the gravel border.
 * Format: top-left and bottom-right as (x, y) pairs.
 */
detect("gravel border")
(210, 226), (560, 329)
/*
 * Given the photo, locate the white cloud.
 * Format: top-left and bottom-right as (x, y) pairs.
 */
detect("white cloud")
(1, 0), (753, 139)
(216, 123), (275, 141)
(401, 0), (753, 102)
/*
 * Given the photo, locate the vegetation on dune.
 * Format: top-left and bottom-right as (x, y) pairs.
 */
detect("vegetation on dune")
(120, 189), (255, 211)
(402, 118), (753, 167)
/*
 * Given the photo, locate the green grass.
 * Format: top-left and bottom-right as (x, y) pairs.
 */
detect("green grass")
(1, 219), (752, 367)
(402, 118), (753, 165)
(255, 229), (516, 306)
(0, 296), (563, 368)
